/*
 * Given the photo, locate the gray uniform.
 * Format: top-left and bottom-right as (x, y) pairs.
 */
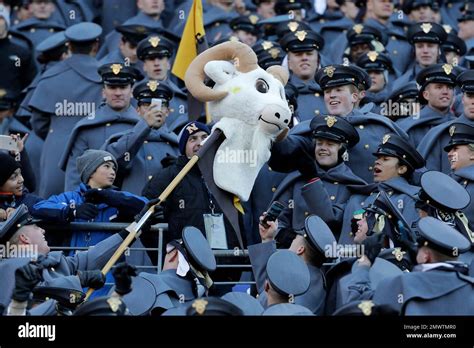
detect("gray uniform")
(51, 0), (94, 26)
(345, 110), (409, 183)
(398, 105), (456, 148)
(202, 4), (237, 45)
(248, 241), (326, 315)
(370, 263), (474, 315)
(99, 49), (145, 75)
(326, 18), (412, 74)
(244, 163), (287, 246)
(59, 104), (141, 191)
(29, 53), (103, 197)
(274, 163), (366, 236)
(365, 18), (413, 75)
(97, 12), (163, 60)
(99, 0), (137, 36)
(103, 121), (179, 195)
(17, 61), (60, 120)
(161, 79), (188, 130)
(122, 270), (197, 315)
(418, 114), (474, 173)
(451, 165), (474, 230)
(10, 17), (65, 47)
(440, 0), (465, 31)
(391, 63), (423, 92)
(289, 75), (327, 122)
(311, 17), (354, 59)
(272, 113), (408, 183)
(0, 233), (123, 311)
(339, 177), (420, 245)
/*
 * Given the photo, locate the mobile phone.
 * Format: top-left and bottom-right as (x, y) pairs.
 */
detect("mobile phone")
(151, 98), (162, 110)
(260, 201), (286, 228)
(0, 135), (19, 152)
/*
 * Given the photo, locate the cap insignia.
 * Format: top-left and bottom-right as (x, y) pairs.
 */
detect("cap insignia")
(449, 125), (456, 137)
(262, 41), (273, 50)
(111, 64), (122, 75)
(358, 300), (374, 316)
(147, 80), (159, 92)
(442, 63), (453, 75)
(353, 24), (364, 34)
(392, 247), (406, 262)
(192, 299), (208, 315)
(367, 51), (378, 62)
(324, 65), (336, 78)
(325, 115), (337, 127)
(269, 48), (280, 59)
(295, 30), (307, 41)
(420, 22), (432, 34)
(442, 24), (452, 34)
(288, 21), (299, 32)
(149, 36), (160, 47)
(107, 297), (122, 312)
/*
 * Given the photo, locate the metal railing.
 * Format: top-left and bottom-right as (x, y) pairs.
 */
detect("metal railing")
(42, 222), (254, 286)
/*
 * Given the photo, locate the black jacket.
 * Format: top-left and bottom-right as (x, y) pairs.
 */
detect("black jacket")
(142, 155), (240, 250)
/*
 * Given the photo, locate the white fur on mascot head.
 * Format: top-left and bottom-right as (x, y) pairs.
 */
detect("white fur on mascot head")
(185, 42), (291, 201)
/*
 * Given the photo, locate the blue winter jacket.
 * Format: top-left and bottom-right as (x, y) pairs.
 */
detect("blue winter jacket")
(31, 183), (148, 249)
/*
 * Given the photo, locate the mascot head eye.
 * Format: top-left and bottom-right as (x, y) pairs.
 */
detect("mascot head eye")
(255, 79), (269, 94)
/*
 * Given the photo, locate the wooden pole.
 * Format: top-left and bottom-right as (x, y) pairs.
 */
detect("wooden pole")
(84, 155), (200, 300)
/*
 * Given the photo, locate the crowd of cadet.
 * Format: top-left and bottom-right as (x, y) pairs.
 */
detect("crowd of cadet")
(0, 0), (474, 315)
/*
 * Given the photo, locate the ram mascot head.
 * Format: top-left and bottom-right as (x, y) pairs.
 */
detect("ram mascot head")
(185, 41), (291, 201)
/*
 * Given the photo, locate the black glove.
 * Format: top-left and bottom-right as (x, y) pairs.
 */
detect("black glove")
(12, 263), (43, 302)
(294, 146), (318, 180)
(96, 189), (126, 206)
(83, 188), (103, 204)
(161, 153), (178, 168)
(112, 262), (137, 296)
(77, 270), (105, 289)
(362, 232), (385, 264)
(134, 198), (164, 229)
(87, 189), (145, 216)
(74, 203), (99, 220)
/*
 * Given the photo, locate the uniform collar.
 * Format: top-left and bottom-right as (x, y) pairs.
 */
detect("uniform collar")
(452, 164), (474, 181)
(290, 74), (322, 92)
(125, 11), (163, 29)
(317, 161), (368, 185)
(380, 176), (419, 197)
(458, 114), (474, 124)
(99, 103), (140, 121)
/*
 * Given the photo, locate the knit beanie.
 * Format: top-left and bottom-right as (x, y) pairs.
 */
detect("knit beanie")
(76, 149), (118, 183)
(178, 122), (211, 155)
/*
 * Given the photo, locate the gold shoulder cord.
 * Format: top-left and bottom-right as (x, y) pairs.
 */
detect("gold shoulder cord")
(455, 212), (474, 243)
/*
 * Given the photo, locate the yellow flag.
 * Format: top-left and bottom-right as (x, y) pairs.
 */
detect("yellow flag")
(171, 0), (206, 81)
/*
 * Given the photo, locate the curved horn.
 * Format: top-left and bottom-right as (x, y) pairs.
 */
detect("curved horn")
(266, 66), (289, 86)
(185, 42), (259, 102)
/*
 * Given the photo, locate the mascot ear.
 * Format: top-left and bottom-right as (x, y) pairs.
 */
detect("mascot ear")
(266, 65), (289, 86)
(204, 61), (237, 85)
